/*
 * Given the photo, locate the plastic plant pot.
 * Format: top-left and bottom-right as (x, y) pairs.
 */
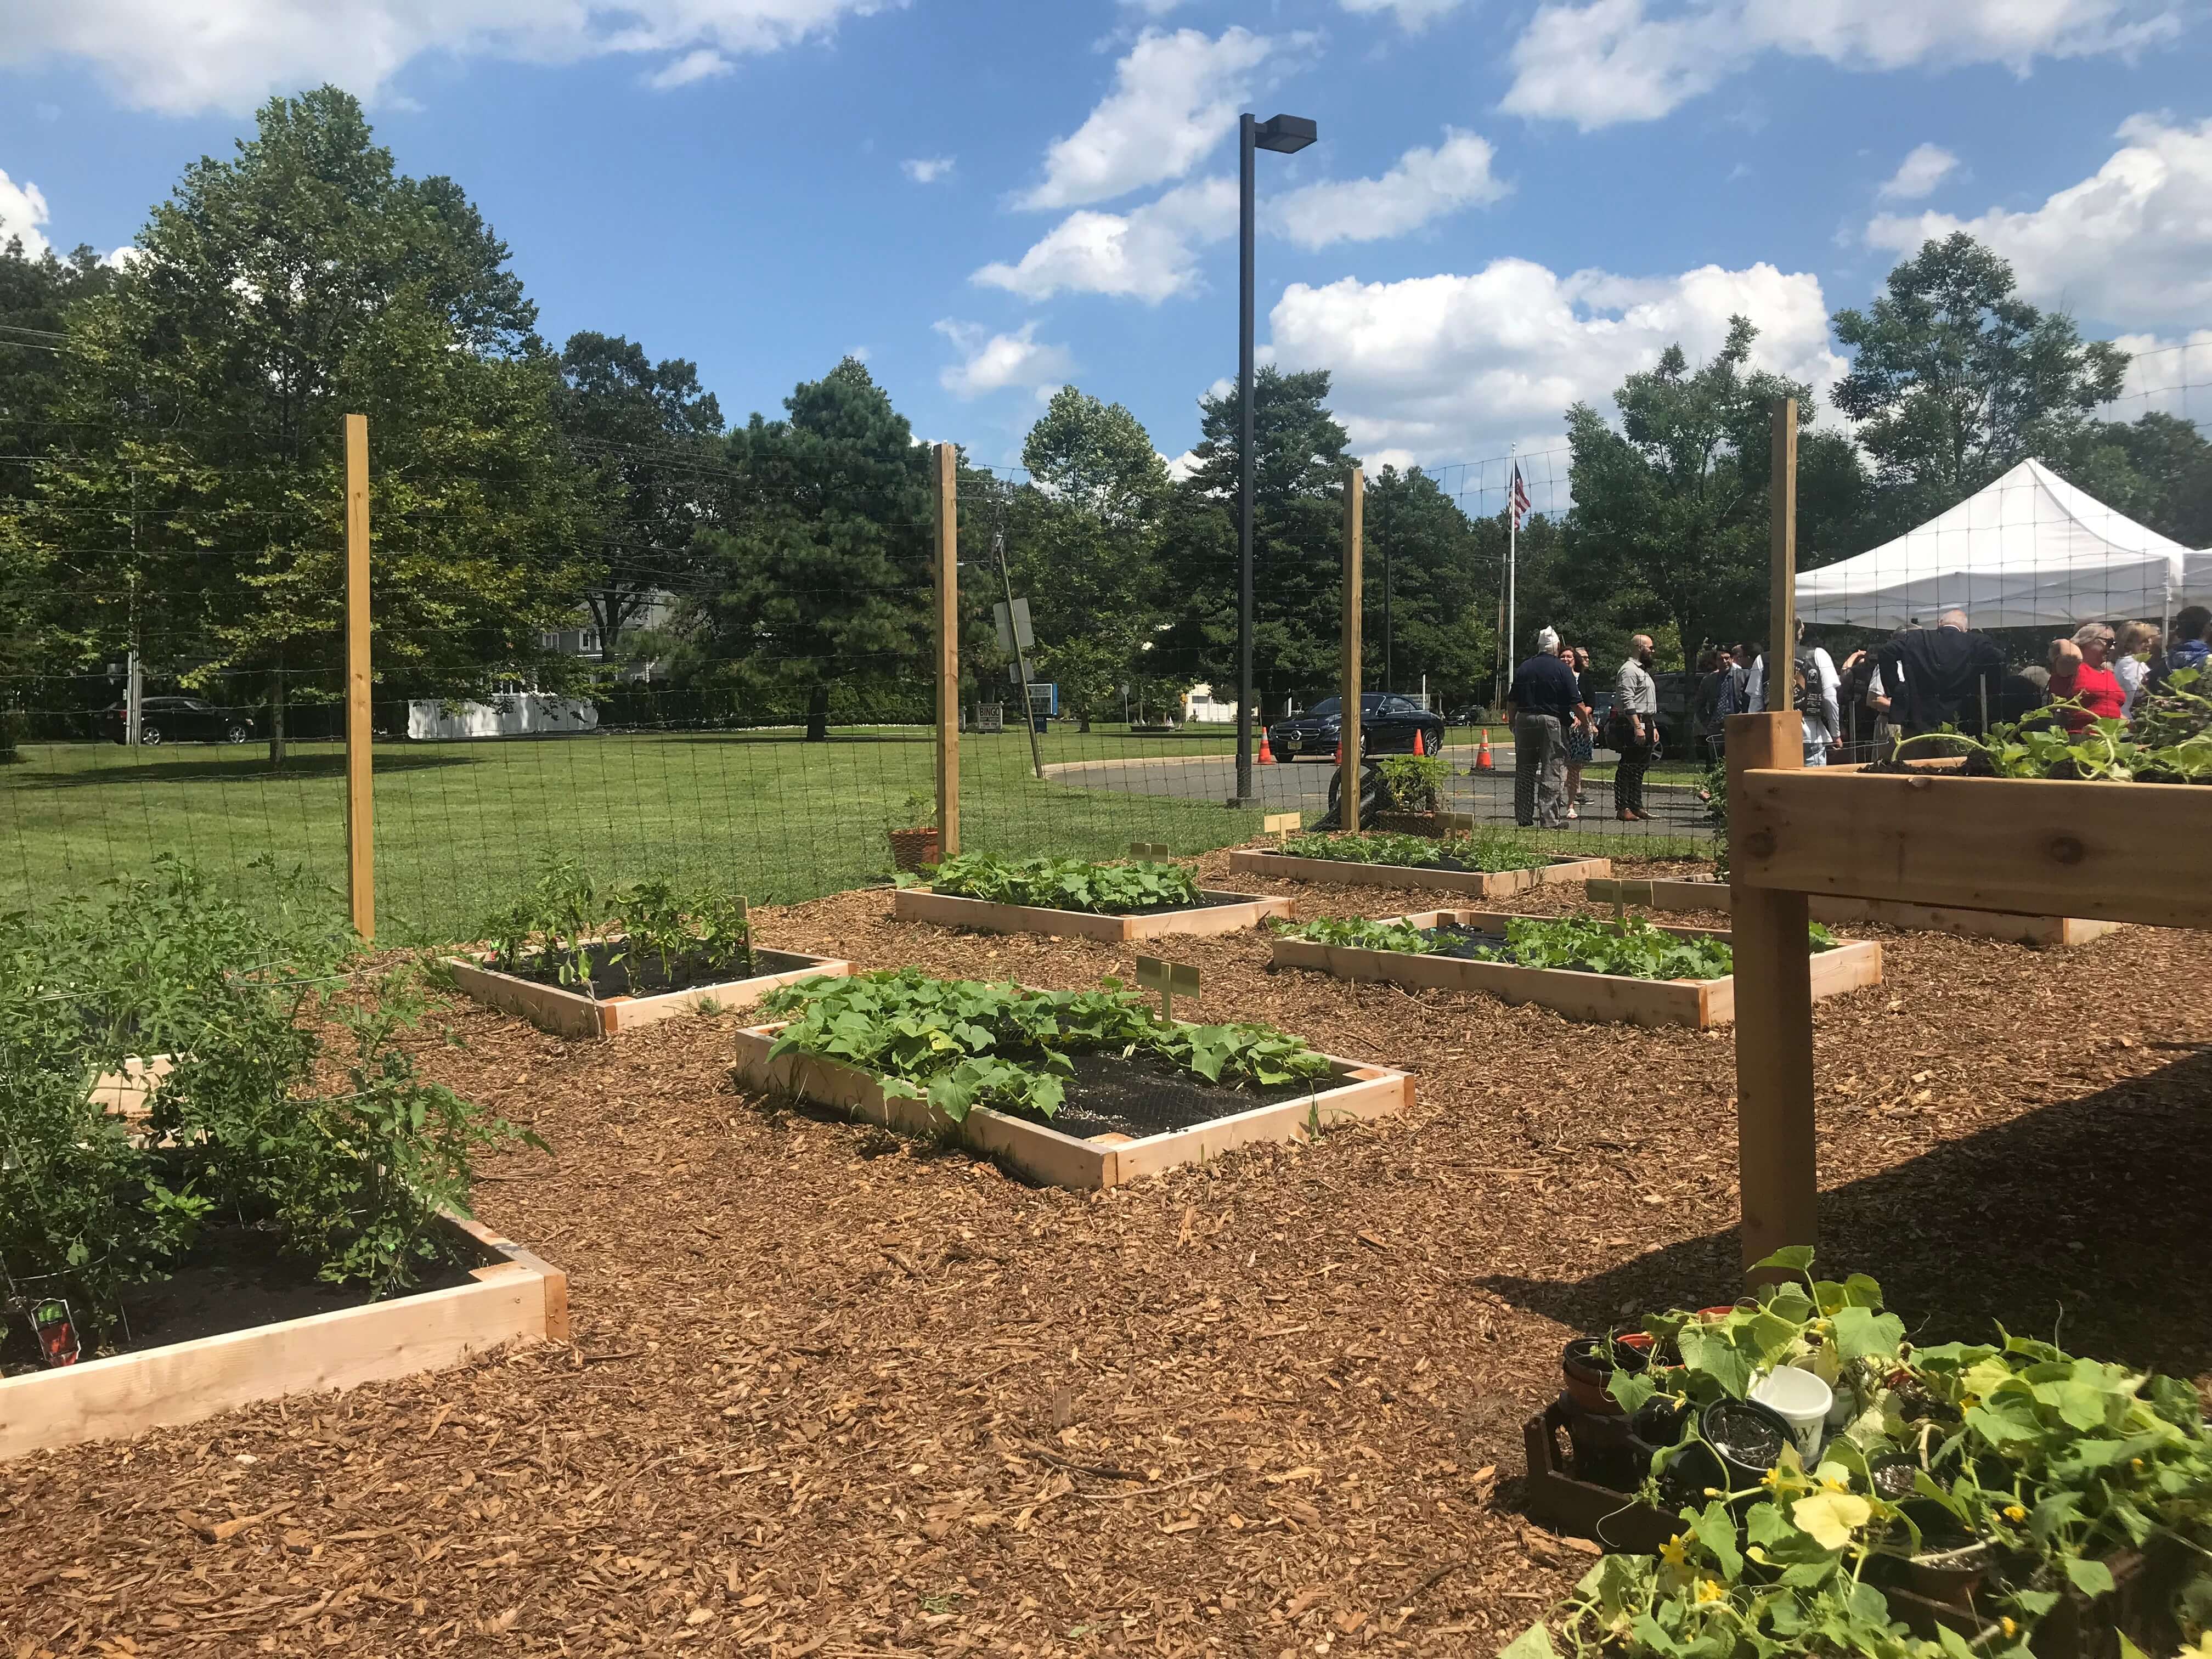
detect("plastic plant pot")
(1561, 1335), (1651, 1416)
(1700, 1397), (1794, 1487)
(1903, 1541), (1992, 1609)
(1750, 1365), (1834, 1462)
(1631, 1392), (1694, 1448)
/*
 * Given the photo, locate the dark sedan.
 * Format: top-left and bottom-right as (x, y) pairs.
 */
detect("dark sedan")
(102, 696), (257, 746)
(1267, 693), (1446, 762)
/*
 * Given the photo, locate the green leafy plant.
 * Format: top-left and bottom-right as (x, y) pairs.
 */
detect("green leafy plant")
(759, 968), (1331, 1125)
(1506, 1250), (2212, 1659)
(479, 860), (755, 993)
(1272, 916), (1443, 955)
(1890, 667), (2212, 784)
(1279, 828), (1550, 872)
(928, 853), (1203, 914)
(1374, 753), (1449, 812)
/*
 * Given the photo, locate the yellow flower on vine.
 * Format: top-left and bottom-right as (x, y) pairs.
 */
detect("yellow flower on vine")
(1823, 1475), (1850, 1492)
(1760, 1467), (1784, 1488)
(1695, 1578), (1726, 1604)
(2004, 1504), (2026, 1522)
(2001, 1618), (2018, 1639)
(1660, 1534), (1689, 1567)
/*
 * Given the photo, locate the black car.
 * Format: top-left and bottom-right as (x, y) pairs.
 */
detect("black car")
(1267, 693), (1446, 762)
(102, 696), (257, 746)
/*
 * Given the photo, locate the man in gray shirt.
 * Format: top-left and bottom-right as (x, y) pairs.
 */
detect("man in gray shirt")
(1612, 634), (1660, 821)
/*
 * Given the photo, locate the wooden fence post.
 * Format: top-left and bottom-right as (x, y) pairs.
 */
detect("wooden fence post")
(1729, 396), (1813, 1274)
(343, 414), (375, 943)
(1340, 467), (1364, 833)
(934, 442), (961, 859)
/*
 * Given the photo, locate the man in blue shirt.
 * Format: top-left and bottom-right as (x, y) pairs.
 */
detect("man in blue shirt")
(1505, 627), (1579, 829)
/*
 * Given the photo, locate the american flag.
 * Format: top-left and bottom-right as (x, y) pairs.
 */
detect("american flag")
(1508, 461), (1531, 530)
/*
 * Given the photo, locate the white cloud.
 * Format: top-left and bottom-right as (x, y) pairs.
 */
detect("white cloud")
(2, 0), (894, 115)
(647, 49), (733, 88)
(1267, 257), (1846, 465)
(901, 156), (955, 184)
(1163, 448), (1202, 481)
(1866, 115), (2212, 326)
(1878, 142), (1959, 200)
(1017, 27), (1277, 210)
(0, 168), (52, 260)
(974, 176), (1235, 303)
(1339, 0), (1466, 27)
(1501, 0), (2181, 131)
(935, 319), (1076, 399)
(1274, 128), (1508, 249)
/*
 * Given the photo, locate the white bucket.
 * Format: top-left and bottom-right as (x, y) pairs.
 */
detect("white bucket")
(1751, 1367), (1834, 1462)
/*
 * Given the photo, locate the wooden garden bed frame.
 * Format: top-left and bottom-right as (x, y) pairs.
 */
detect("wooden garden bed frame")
(0, 1214), (566, 1460)
(1230, 848), (1610, 900)
(1585, 876), (2123, 948)
(892, 886), (1293, 943)
(1270, 907), (1882, 1029)
(446, 949), (849, 1039)
(729, 1022), (1410, 1189)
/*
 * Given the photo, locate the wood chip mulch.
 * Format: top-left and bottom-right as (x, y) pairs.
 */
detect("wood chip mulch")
(6, 848), (2211, 1657)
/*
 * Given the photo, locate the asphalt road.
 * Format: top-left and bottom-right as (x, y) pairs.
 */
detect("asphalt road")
(1047, 746), (1716, 838)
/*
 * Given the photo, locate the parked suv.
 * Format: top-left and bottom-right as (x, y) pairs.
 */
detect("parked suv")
(102, 696), (257, 746)
(1267, 693), (1446, 761)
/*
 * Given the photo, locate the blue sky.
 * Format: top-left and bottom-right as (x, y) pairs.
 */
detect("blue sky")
(5, 0), (2212, 514)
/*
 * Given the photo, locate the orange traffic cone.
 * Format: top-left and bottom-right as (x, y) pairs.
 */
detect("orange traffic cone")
(1333, 739), (1342, 765)
(1258, 733), (1276, 764)
(1475, 731), (1494, 772)
(1412, 727), (1425, 757)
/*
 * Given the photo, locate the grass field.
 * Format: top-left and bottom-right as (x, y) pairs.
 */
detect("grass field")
(2, 723), (1704, 942)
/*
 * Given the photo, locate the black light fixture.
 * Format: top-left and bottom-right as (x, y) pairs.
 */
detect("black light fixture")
(1233, 110), (1318, 805)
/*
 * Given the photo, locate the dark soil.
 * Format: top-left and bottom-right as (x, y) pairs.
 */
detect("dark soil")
(1029, 1048), (1325, 1141)
(0, 1223), (493, 1377)
(493, 940), (824, 999)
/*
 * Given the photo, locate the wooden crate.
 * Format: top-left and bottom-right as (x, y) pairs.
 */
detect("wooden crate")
(0, 1214), (566, 1461)
(729, 1023), (1410, 1189)
(1230, 849), (1610, 899)
(893, 887), (1293, 943)
(1585, 877), (2123, 947)
(1731, 769), (2212, 930)
(1270, 909), (1882, 1029)
(447, 950), (849, 1039)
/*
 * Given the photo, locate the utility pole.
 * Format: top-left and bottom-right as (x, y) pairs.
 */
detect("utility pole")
(993, 506), (1045, 782)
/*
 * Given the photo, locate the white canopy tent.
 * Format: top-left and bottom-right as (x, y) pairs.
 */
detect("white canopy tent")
(1796, 458), (2200, 630)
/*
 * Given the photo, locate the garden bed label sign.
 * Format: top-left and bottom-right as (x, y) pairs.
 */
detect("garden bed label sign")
(1263, 812), (1300, 845)
(1129, 842), (1172, 860)
(1135, 956), (1200, 1023)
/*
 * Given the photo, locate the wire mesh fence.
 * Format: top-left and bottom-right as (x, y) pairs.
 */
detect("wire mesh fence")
(8, 337), (2208, 938)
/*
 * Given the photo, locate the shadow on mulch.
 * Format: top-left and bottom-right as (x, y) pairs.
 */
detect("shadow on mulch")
(1481, 1043), (2212, 1378)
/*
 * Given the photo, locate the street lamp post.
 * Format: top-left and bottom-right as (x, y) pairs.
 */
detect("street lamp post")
(1235, 110), (1317, 806)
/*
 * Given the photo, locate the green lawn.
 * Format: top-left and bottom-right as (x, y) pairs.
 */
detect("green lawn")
(1, 726), (1263, 944)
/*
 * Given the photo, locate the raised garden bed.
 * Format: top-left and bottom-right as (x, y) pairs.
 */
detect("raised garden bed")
(1270, 910), (1880, 1028)
(448, 939), (850, 1039)
(1585, 876), (2124, 948)
(1232, 837), (1609, 899)
(0, 1212), (565, 1460)
(894, 886), (1290, 942)
(727, 971), (1409, 1188)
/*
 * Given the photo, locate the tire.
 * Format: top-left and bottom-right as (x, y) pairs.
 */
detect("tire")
(138, 724), (163, 746)
(223, 723), (250, 744)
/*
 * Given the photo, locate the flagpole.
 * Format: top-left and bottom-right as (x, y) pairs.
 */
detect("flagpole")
(1506, 446), (1518, 674)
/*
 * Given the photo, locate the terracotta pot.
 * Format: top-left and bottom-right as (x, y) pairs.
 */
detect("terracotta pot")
(887, 827), (940, 873)
(1561, 1336), (1649, 1415)
(1903, 1541), (1991, 1609)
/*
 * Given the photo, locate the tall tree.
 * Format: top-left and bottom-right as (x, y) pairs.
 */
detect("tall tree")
(1156, 365), (1355, 719)
(1560, 316), (1836, 662)
(29, 86), (588, 761)
(1363, 465), (1494, 709)
(1008, 387), (1169, 730)
(679, 357), (932, 741)
(554, 330), (724, 659)
(1832, 232), (2128, 521)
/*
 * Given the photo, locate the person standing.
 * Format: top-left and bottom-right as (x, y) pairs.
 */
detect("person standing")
(2113, 621), (2159, 715)
(1562, 643), (1595, 819)
(2049, 623), (2128, 731)
(1505, 627), (1578, 830)
(1610, 634), (1660, 822)
(1871, 610), (2005, 737)
(2164, 606), (2210, 678)
(1745, 622), (1841, 764)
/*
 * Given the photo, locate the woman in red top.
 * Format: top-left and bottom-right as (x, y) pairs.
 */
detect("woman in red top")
(2047, 625), (2128, 732)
